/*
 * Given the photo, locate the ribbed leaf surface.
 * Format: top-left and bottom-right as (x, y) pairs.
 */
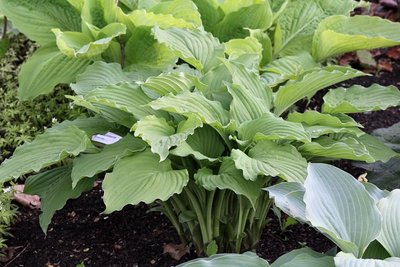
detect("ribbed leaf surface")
(271, 247), (334, 267)
(288, 111), (361, 127)
(177, 252), (270, 267)
(334, 253), (400, 267)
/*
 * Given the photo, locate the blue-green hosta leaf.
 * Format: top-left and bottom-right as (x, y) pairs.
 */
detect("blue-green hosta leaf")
(0, 126), (94, 183)
(265, 182), (307, 223)
(176, 252), (270, 267)
(377, 190), (400, 257)
(372, 122), (400, 153)
(200, 63), (232, 109)
(356, 134), (398, 163)
(304, 163), (381, 257)
(133, 115), (203, 161)
(149, 91), (231, 131)
(149, 0), (202, 27)
(224, 37), (263, 63)
(18, 45), (90, 100)
(232, 140), (308, 183)
(313, 15), (400, 61)
(271, 247), (335, 267)
(195, 159), (264, 208)
(24, 166), (95, 232)
(334, 252), (400, 267)
(274, 66), (365, 116)
(71, 62), (131, 95)
(287, 111), (361, 128)
(363, 183), (390, 203)
(238, 114), (311, 144)
(322, 84), (400, 114)
(153, 26), (224, 72)
(81, 0), (117, 29)
(0, 0), (81, 45)
(71, 135), (147, 187)
(170, 125), (225, 162)
(52, 23), (126, 59)
(103, 150), (189, 212)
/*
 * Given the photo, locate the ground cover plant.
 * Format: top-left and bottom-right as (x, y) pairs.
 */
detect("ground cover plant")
(0, 184), (17, 258)
(0, 0), (400, 261)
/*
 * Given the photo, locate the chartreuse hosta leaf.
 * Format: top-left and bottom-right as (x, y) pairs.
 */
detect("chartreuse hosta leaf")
(313, 15), (400, 61)
(195, 158), (264, 208)
(322, 84), (400, 114)
(67, 0), (84, 11)
(334, 252), (400, 267)
(149, 0), (202, 27)
(71, 135), (147, 188)
(24, 166), (95, 232)
(224, 37), (263, 63)
(52, 23), (126, 59)
(177, 252), (270, 267)
(81, 0), (117, 29)
(153, 26), (224, 72)
(0, 126), (94, 183)
(18, 45), (90, 100)
(248, 29), (273, 66)
(232, 141), (308, 183)
(149, 91), (231, 131)
(170, 125), (225, 162)
(133, 115), (203, 161)
(103, 149), (189, 213)
(271, 247), (335, 267)
(191, 0), (222, 32)
(274, 66), (365, 116)
(304, 164), (381, 258)
(0, 0), (81, 45)
(238, 113), (311, 144)
(377, 190), (400, 257)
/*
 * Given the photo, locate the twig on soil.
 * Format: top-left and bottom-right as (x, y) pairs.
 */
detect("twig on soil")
(3, 243), (30, 267)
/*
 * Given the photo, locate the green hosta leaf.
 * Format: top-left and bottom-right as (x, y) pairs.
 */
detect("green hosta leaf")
(303, 125), (364, 139)
(248, 29), (273, 66)
(103, 150), (189, 213)
(213, 1), (273, 42)
(224, 37), (263, 63)
(265, 182), (307, 223)
(149, 91), (230, 131)
(0, 0), (81, 45)
(356, 134), (398, 163)
(334, 252), (400, 267)
(176, 252), (270, 267)
(271, 247), (335, 267)
(71, 62), (131, 95)
(313, 15), (400, 61)
(377, 190), (400, 257)
(232, 140), (308, 183)
(133, 115), (203, 161)
(287, 111), (361, 128)
(0, 126), (93, 183)
(81, 0), (117, 29)
(170, 125), (225, 162)
(363, 240), (392, 260)
(195, 159), (263, 208)
(238, 114), (311, 144)
(52, 23), (126, 58)
(191, 0), (222, 32)
(200, 63), (232, 109)
(49, 116), (118, 137)
(304, 164), (381, 257)
(322, 84), (400, 114)
(18, 45), (90, 100)
(274, 66), (365, 116)
(24, 166), (95, 232)
(149, 0), (202, 27)
(71, 135), (147, 187)
(67, 0), (84, 11)
(153, 26), (224, 72)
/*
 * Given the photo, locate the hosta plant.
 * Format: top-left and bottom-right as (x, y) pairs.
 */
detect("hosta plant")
(1, 0), (400, 255)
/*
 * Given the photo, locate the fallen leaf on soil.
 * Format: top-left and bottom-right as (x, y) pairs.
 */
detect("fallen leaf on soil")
(338, 53), (356, 66)
(163, 243), (189, 260)
(387, 47), (400, 60)
(12, 185), (41, 209)
(357, 50), (376, 68)
(378, 59), (394, 72)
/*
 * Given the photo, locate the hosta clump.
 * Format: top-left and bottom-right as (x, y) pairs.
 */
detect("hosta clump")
(1, 0), (400, 255)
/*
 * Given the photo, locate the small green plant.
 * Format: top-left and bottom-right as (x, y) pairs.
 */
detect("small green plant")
(0, 184), (18, 256)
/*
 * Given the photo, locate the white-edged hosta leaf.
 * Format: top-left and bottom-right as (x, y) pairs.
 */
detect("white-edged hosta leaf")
(334, 252), (400, 267)
(176, 252), (270, 267)
(287, 111), (361, 128)
(18, 45), (90, 100)
(313, 15), (400, 61)
(0, 0), (81, 45)
(274, 66), (365, 116)
(153, 26), (224, 72)
(71, 62), (131, 95)
(71, 135), (147, 187)
(149, 91), (230, 131)
(170, 125), (225, 162)
(133, 115), (203, 161)
(322, 84), (400, 114)
(149, 0), (202, 27)
(232, 140), (308, 183)
(238, 114), (311, 144)
(377, 190), (400, 257)
(271, 247), (335, 267)
(0, 126), (93, 183)
(102, 149), (189, 213)
(195, 158), (263, 208)
(265, 182), (307, 223)
(299, 136), (375, 163)
(304, 163), (381, 257)
(24, 166), (95, 232)
(363, 183), (390, 203)
(356, 134), (398, 163)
